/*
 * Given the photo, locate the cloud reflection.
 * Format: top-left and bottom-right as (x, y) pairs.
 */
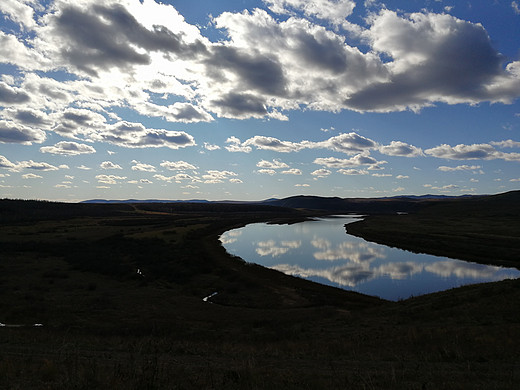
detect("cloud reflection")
(271, 258), (518, 288)
(219, 229), (242, 244)
(312, 240), (386, 262)
(256, 240), (302, 257)
(221, 219), (520, 299)
(425, 260), (507, 279)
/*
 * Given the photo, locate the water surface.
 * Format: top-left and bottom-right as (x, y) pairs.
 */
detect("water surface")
(220, 216), (520, 301)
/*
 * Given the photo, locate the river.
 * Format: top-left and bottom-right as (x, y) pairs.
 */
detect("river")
(219, 215), (520, 301)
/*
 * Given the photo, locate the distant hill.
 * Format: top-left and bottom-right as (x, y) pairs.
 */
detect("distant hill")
(261, 195), (457, 214)
(80, 193), (490, 214)
(81, 199), (213, 204)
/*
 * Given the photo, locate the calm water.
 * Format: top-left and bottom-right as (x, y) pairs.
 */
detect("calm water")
(220, 216), (520, 301)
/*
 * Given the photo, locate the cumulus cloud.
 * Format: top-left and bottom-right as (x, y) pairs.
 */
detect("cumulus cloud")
(314, 154), (382, 168)
(0, 0), (37, 29)
(225, 136), (253, 153)
(160, 160), (197, 170)
(338, 168), (369, 175)
(0, 155), (18, 170)
(100, 161), (122, 170)
(379, 141), (423, 157)
(0, 120), (46, 144)
(1, 0), (518, 137)
(311, 169), (332, 178)
(96, 174), (127, 185)
(491, 139), (520, 148)
(346, 10), (520, 112)
(425, 143), (520, 161)
(40, 2), (208, 77)
(282, 168), (302, 175)
(202, 170), (238, 184)
(40, 141), (96, 155)
(131, 161), (156, 172)
(0, 82), (31, 105)
(256, 159), (289, 169)
(18, 160), (61, 171)
(91, 121), (196, 149)
(437, 165), (483, 172)
(22, 173), (43, 179)
(227, 132), (379, 155)
(263, 0), (356, 25)
(52, 109), (107, 138)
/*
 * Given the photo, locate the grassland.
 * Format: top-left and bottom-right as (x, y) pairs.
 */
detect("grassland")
(346, 191), (520, 268)
(1, 198), (519, 389)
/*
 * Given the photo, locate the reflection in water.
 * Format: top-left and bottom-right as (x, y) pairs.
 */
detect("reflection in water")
(220, 217), (520, 300)
(256, 240), (302, 257)
(219, 230), (242, 244)
(312, 240), (386, 262)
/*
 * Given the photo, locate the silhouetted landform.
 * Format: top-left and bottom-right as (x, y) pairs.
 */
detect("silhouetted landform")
(346, 190), (520, 268)
(1, 192), (520, 389)
(82, 193), (476, 214)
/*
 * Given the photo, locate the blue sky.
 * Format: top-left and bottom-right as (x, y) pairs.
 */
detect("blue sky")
(0, 0), (519, 201)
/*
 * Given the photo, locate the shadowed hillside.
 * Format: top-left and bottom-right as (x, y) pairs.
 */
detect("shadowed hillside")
(1, 194), (519, 389)
(346, 190), (520, 267)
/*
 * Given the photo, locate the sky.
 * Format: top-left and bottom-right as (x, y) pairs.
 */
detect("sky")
(0, 0), (519, 202)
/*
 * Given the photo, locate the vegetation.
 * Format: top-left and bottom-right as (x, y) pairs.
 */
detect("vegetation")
(346, 190), (520, 268)
(0, 195), (519, 389)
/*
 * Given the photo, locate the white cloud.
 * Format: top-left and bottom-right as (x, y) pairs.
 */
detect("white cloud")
(491, 139), (520, 148)
(96, 174), (127, 185)
(22, 173), (42, 179)
(256, 159), (289, 169)
(228, 132), (379, 155)
(311, 169), (331, 178)
(437, 165), (483, 172)
(40, 141), (96, 155)
(338, 169), (369, 175)
(396, 175), (409, 179)
(225, 136), (253, 153)
(131, 161), (156, 172)
(263, 0), (356, 25)
(513, 1), (520, 15)
(281, 168), (302, 175)
(100, 161), (122, 170)
(0, 155), (18, 170)
(257, 169), (277, 176)
(92, 122), (196, 149)
(0, 119), (46, 144)
(202, 170), (238, 183)
(245, 136), (303, 153)
(204, 142), (220, 151)
(160, 160), (198, 170)
(314, 154), (381, 168)
(425, 143), (520, 161)
(379, 141), (423, 157)
(0, 0), (36, 29)
(0, 0), (517, 144)
(349, 10), (520, 112)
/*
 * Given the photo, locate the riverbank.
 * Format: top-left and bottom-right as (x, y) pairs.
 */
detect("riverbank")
(346, 191), (520, 268)
(1, 199), (520, 389)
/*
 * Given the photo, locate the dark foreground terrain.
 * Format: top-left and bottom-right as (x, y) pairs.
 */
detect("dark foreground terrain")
(1, 195), (519, 389)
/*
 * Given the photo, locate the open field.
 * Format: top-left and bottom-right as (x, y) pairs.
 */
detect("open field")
(1, 198), (520, 389)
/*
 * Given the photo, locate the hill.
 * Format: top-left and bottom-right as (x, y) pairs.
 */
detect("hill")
(346, 190), (520, 267)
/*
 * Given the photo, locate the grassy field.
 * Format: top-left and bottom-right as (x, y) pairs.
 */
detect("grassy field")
(1, 199), (519, 389)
